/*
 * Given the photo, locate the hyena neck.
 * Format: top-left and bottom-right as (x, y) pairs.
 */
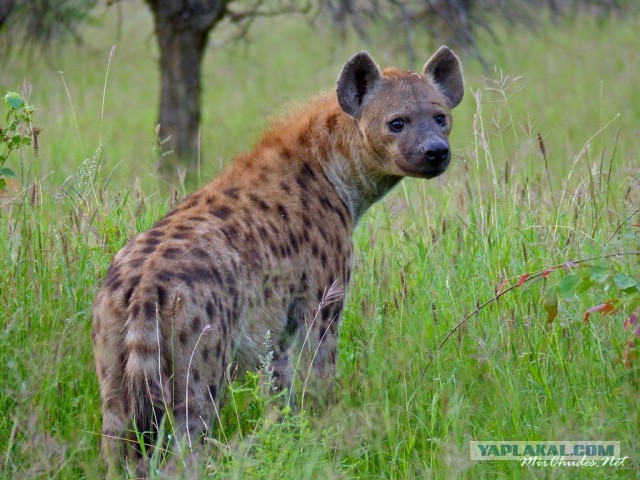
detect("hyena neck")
(313, 97), (401, 224)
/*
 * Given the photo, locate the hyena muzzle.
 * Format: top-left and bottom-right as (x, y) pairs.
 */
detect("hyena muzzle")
(92, 46), (463, 475)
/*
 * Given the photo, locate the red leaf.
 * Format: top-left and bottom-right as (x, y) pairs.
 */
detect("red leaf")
(496, 279), (508, 294)
(583, 301), (616, 324)
(541, 267), (556, 278)
(624, 312), (639, 331)
(517, 273), (530, 287)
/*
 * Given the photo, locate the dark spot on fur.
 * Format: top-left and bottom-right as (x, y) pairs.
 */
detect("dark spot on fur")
(191, 247), (209, 259)
(311, 242), (319, 257)
(318, 326), (327, 341)
(223, 187), (240, 199)
(221, 320), (227, 337)
(131, 304), (140, 318)
(157, 285), (167, 309)
(144, 236), (163, 247)
(280, 181), (291, 194)
(172, 232), (190, 240)
(210, 267), (222, 285)
(175, 225), (192, 232)
(276, 204), (289, 222)
(125, 287), (135, 305)
(257, 226), (269, 240)
(208, 384), (217, 399)
(299, 191), (309, 209)
(321, 252), (328, 268)
(281, 147), (292, 160)
(143, 301), (156, 319)
(326, 113), (338, 134)
(157, 269), (173, 283)
(192, 368), (200, 382)
(334, 203), (349, 227)
(298, 132), (310, 148)
(147, 229), (166, 238)
(129, 259), (144, 269)
(202, 348), (209, 362)
(206, 301), (214, 319)
(244, 230), (257, 246)
(295, 175), (308, 191)
(215, 342), (222, 359)
(107, 276), (123, 291)
(190, 216), (206, 223)
(178, 331), (188, 345)
(192, 316), (202, 334)
(226, 284), (237, 299)
(264, 288), (272, 299)
(140, 245), (157, 255)
(211, 206), (231, 220)
(163, 247), (181, 259)
(301, 163), (317, 179)
(289, 231), (299, 253)
(319, 195), (332, 209)
(249, 193), (270, 211)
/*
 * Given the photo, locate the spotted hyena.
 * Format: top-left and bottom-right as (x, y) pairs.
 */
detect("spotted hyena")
(92, 47), (463, 474)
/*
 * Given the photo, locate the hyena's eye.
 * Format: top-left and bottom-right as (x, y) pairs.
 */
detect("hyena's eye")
(434, 113), (446, 127)
(388, 118), (405, 133)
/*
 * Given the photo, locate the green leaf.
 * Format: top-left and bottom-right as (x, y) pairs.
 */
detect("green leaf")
(0, 167), (16, 178)
(4, 92), (24, 110)
(0, 178), (5, 190)
(622, 294), (640, 313)
(558, 274), (580, 298)
(543, 286), (558, 323)
(576, 276), (595, 294)
(588, 266), (610, 284)
(613, 273), (638, 290)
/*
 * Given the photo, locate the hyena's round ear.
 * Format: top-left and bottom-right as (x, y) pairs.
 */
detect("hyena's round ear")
(423, 46), (464, 109)
(336, 51), (382, 118)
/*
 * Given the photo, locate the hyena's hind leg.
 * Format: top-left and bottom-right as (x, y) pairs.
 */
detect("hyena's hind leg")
(170, 331), (231, 451)
(92, 318), (131, 478)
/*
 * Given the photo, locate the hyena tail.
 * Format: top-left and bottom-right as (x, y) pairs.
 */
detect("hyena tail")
(124, 300), (171, 443)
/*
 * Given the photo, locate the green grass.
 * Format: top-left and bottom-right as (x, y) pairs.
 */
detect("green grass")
(1, 3), (639, 478)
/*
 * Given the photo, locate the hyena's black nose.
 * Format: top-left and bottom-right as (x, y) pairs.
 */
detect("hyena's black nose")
(424, 140), (450, 165)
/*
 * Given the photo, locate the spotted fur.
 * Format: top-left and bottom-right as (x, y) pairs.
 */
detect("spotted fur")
(92, 46), (463, 475)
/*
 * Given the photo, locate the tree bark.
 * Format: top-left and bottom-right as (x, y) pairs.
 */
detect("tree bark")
(0, 0), (15, 28)
(145, 0), (228, 177)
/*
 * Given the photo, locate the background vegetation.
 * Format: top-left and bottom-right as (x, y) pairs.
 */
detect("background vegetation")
(0, 1), (638, 478)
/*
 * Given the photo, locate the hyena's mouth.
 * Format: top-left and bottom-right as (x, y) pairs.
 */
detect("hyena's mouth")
(396, 156), (450, 178)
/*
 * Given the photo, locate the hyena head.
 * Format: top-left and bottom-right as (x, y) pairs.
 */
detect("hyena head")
(336, 46), (464, 179)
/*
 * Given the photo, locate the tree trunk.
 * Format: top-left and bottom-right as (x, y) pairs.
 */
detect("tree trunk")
(145, 0), (227, 177)
(0, 0), (16, 28)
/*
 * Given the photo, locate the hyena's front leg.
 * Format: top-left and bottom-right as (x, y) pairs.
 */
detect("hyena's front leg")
(298, 296), (345, 408)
